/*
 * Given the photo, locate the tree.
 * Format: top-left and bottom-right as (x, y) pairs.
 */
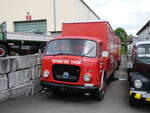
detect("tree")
(127, 34), (133, 40)
(115, 28), (128, 42)
(115, 28), (128, 54)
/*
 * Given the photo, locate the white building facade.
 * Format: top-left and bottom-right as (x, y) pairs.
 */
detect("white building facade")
(137, 21), (150, 41)
(0, 0), (100, 35)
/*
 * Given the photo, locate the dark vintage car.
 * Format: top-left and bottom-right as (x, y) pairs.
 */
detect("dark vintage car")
(129, 41), (150, 106)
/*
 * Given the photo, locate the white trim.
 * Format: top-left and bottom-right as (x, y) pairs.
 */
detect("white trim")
(100, 70), (105, 89)
(6, 32), (54, 42)
(119, 78), (127, 81)
(63, 20), (108, 24)
(80, 0), (100, 20)
(136, 41), (150, 46)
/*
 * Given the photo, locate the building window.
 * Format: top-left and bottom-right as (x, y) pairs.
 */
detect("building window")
(14, 20), (47, 34)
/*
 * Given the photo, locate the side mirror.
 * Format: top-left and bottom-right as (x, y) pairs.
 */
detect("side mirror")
(102, 51), (109, 57)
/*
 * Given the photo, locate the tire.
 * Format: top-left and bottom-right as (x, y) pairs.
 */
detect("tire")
(118, 60), (121, 66)
(127, 71), (130, 81)
(109, 72), (116, 82)
(92, 89), (104, 101)
(129, 96), (141, 107)
(51, 89), (61, 95)
(111, 72), (115, 80)
(92, 75), (107, 101)
(127, 69), (132, 81)
(116, 61), (120, 70)
(0, 44), (8, 57)
(51, 89), (66, 96)
(115, 61), (118, 70)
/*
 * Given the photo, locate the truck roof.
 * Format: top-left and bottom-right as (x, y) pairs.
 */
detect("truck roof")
(64, 20), (108, 24)
(63, 20), (114, 32)
(62, 21), (114, 38)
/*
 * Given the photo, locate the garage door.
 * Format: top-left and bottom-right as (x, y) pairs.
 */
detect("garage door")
(14, 20), (47, 34)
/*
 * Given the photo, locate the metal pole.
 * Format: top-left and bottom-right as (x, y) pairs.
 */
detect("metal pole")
(53, 0), (56, 32)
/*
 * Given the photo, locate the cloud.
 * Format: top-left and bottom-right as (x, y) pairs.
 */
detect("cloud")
(84, 0), (150, 35)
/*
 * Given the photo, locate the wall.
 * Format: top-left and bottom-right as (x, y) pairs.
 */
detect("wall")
(0, 0), (100, 34)
(0, 0), (52, 33)
(137, 21), (150, 41)
(138, 26), (150, 41)
(0, 54), (41, 102)
(55, 0), (100, 31)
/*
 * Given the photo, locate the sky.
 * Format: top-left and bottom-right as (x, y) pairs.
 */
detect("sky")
(84, 0), (150, 36)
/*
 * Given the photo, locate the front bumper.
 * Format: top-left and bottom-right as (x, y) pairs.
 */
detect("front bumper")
(129, 89), (150, 102)
(40, 81), (98, 93)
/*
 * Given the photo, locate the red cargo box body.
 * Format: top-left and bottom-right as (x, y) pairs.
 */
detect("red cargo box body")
(62, 21), (119, 76)
(62, 21), (110, 50)
(116, 37), (121, 65)
(114, 36), (121, 68)
(40, 21), (121, 101)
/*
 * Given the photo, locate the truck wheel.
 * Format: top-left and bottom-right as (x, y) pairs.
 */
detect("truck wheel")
(51, 89), (62, 96)
(115, 61), (118, 70)
(116, 61), (120, 70)
(118, 60), (121, 66)
(129, 96), (141, 107)
(93, 89), (104, 101)
(109, 72), (115, 81)
(92, 75), (107, 101)
(0, 44), (8, 57)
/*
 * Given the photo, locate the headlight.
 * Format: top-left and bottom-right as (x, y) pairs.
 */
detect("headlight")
(43, 70), (49, 78)
(134, 79), (142, 89)
(83, 74), (91, 82)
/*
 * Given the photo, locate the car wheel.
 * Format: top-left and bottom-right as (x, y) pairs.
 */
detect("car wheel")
(129, 96), (141, 107)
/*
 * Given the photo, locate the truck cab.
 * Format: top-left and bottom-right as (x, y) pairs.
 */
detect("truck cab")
(129, 41), (150, 106)
(41, 36), (106, 100)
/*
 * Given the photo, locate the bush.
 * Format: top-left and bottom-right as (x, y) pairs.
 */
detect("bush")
(121, 45), (127, 54)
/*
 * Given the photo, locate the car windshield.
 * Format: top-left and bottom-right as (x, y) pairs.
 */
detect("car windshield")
(45, 39), (97, 57)
(136, 44), (150, 63)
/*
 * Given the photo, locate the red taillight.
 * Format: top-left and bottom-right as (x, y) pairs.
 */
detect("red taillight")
(100, 65), (103, 69)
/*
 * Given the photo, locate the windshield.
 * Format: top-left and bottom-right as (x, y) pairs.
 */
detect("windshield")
(45, 39), (97, 57)
(136, 44), (150, 63)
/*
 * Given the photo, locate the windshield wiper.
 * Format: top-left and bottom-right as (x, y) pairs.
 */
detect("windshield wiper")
(51, 53), (73, 56)
(81, 46), (95, 57)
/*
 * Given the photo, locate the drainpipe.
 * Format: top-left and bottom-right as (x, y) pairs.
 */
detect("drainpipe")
(53, 0), (56, 32)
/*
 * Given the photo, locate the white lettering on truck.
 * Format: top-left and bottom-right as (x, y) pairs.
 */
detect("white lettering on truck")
(52, 59), (81, 65)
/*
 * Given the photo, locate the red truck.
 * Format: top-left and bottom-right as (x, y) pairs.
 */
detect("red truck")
(40, 21), (121, 101)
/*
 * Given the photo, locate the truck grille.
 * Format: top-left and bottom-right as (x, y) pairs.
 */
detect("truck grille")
(52, 64), (80, 82)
